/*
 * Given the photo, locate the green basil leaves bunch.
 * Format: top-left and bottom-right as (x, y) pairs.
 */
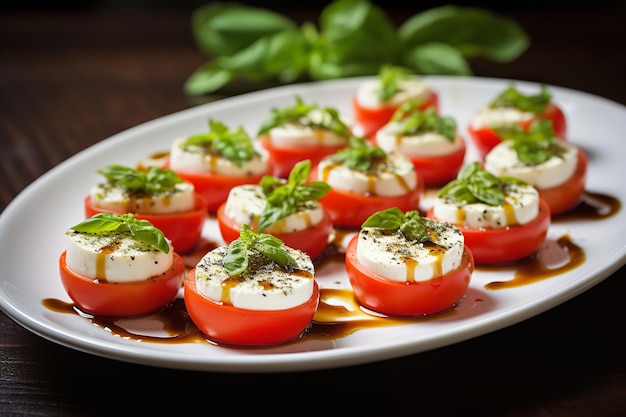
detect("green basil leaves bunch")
(329, 137), (386, 172)
(69, 213), (170, 254)
(362, 207), (430, 243)
(391, 105), (457, 141)
(185, 0), (529, 95)
(223, 224), (297, 276)
(257, 160), (331, 232)
(183, 119), (259, 167)
(497, 119), (561, 165)
(490, 84), (552, 114)
(97, 165), (183, 196)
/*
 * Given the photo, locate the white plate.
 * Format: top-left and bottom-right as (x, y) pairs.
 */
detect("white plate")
(1, 76), (625, 373)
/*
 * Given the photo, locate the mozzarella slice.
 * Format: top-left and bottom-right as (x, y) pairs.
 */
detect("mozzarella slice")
(484, 140), (578, 189)
(195, 245), (315, 311)
(433, 182), (540, 228)
(90, 181), (195, 215)
(355, 76), (432, 108)
(223, 184), (325, 234)
(168, 137), (269, 176)
(317, 152), (418, 197)
(356, 218), (465, 282)
(376, 122), (464, 157)
(265, 109), (351, 148)
(65, 229), (173, 283)
(470, 107), (534, 129)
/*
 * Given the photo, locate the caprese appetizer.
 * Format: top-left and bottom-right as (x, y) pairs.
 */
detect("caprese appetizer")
(59, 213), (185, 317)
(84, 164), (207, 254)
(313, 137), (423, 228)
(345, 207), (474, 316)
(167, 119), (271, 212)
(352, 65), (439, 139)
(468, 84), (567, 159)
(184, 224), (319, 346)
(217, 160), (333, 260)
(256, 95), (352, 178)
(374, 103), (466, 186)
(483, 120), (587, 215)
(427, 162), (551, 265)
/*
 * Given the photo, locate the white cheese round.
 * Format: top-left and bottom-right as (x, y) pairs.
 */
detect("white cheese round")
(223, 184), (325, 234)
(195, 245), (315, 311)
(265, 109), (351, 148)
(355, 76), (432, 108)
(470, 107), (534, 130)
(89, 181), (195, 215)
(169, 137), (269, 176)
(376, 122), (464, 157)
(317, 152), (418, 197)
(484, 140), (578, 189)
(65, 229), (173, 283)
(356, 219), (465, 282)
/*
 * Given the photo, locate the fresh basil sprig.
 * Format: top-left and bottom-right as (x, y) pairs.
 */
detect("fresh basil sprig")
(183, 119), (259, 166)
(223, 224), (297, 276)
(490, 84), (551, 114)
(437, 162), (528, 206)
(362, 207), (429, 243)
(497, 119), (561, 165)
(256, 95), (351, 139)
(185, 1), (529, 95)
(329, 137), (386, 172)
(97, 165), (183, 196)
(258, 160), (331, 232)
(378, 64), (413, 102)
(390, 105), (456, 141)
(69, 213), (170, 254)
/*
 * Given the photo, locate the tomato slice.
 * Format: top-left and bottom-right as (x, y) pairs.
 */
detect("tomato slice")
(427, 199), (551, 265)
(316, 176), (424, 229)
(84, 194), (207, 254)
(184, 268), (320, 346)
(403, 137), (467, 186)
(468, 103), (568, 160)
(352, 91), (439, 139)
(345, 235), (474, 316)
(258, 135), (346, 179)
(216, 203), (333, 260)
(59, 251), (185, 317)
(538, 149), (587, 216)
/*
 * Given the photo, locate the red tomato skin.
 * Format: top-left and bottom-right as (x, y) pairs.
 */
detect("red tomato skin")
(313, 167), (424, 229)
(59, 251), (185, 317)
(396, 136), (467, 187)
(345, 236), (474, 316)
(352, 91), (439, 139)
(258, 135), (347, 178)
(173, 169), (268, 213)
(216, 203), (333, 260)
(427, 199), (551, 265)
(184, 269), (320, 346)
(538, 149), (587, 215)
(468, 103), (568, 160)
(84, 194), (207, 254)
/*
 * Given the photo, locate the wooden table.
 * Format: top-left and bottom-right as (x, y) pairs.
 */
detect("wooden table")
(1, 8), (625, 416)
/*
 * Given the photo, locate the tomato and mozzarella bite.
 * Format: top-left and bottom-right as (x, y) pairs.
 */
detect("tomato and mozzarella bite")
(355, 74), (434, 110)
(65, 227), (173, 283)
(223, 184), (325, 234)
(357, 217), (465, 283)
(194, 245), (315, 311)
(90, 181), (195, 215)
(318, 150), (418, 197)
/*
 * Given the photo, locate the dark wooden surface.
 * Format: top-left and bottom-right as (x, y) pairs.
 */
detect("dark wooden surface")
(1, 7), (626, 416)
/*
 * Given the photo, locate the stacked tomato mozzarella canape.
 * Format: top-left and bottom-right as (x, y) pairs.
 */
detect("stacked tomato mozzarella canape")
(168, 119), (271, 212)
(345, 208), (474, 316)
(59, 213), (185, 317)
(217, 160), (332, 260)
(352, 65), (439, 139)
(85, 164), (207, 254)
(257, 95), (352, 178)
(427, 162), (551, 265)
(468, 84), (567, 159)
(184, 224), (319, 346)
(484, 120), (587, 215)
(314, 137), (423, 228)
(375, 104), (466, 186)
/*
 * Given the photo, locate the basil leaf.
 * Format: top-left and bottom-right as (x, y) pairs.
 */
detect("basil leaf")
(362, 207), (405, 229)
(183, 62), (233, 96)
(361, 208), (429, 243)
(498, 119), (560, 165)
(183, 119), (258, 167)
(490, 85), (552, 114)
(437, 161), (511, 206)
(391, 106), (457, 141)
(330, 137), (386, 172)
(402, 42), (471, 76)
(97, 165), (183, 196)
(223, 238), (249, 277)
